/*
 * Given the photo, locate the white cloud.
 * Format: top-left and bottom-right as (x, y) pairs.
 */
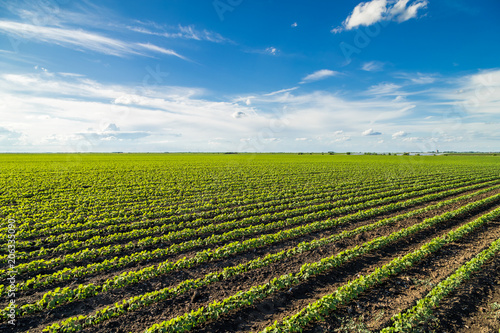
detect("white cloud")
(392, 130), (408, 139)
(232, 111), (247, 119)
(442, 69), (500, 115)
(291, 22), (298, 28)
(402, 136), (422, 142)
(245, 46), (280, 56)
(367, 83), (401, 95)
(0, 20), (186, 59)
(58, 72), (86, 78)
(300, 69), (339, 83)
(332, 130), (351, 142)
(136, 43), (187, 60)
(390, 0), (428, 22)
(332, 0), (428, 33)
(266, 47), (278, 55)
(130, 24), (229, 44)
(1, 69), (499, 152)
(104, 123), (120, 131)
(264, 87), (299, 96)
(344, 0), (388, 30)
(395, 72), (437, 84)
(362, 61), (384, 72)
(362, 128), (382, 136)
(0, 20), (137, 57)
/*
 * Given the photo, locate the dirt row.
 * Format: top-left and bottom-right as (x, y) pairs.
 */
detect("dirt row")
(17, 176), (465, 260)
(193, 204), (500, 333)
(430, 240), (500, 333)
(20, 177), (431, 243)
(9, 184), (499, 312)
(7, 192), (498, 333)
(3, 189), (499, 333)
(306, 217), (500, 333)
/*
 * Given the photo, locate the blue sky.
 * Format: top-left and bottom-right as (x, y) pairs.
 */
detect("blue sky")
(0, 0), (499, 152)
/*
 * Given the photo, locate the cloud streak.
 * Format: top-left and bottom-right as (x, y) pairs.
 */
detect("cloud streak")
(263, 87), (299, 96)
(300, 69), (339, 83)
(129, 24), (230, 44)
(362, 61), (384, 72)
(0, 20), (186, 59)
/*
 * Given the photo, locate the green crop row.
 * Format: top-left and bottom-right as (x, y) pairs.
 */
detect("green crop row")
(258, 207), (500, 333)
(9, 172), (438, 241)
(11, 173), (475, 252)
(3, 163), (415, 232)
(382, 238), (500, 332)
(39, 183), (500, 332)
(141, 195), (500, 333)
(12, 174), (439, 246)
(1, 174), (474, 266)
(2, 178), (496, 298)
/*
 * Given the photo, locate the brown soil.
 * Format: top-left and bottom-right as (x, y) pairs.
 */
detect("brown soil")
(427, 239), (500, 333)
(192, 203), (500, 333)
(2, 187), (499, 333)
(9, 184), (497, 312)
(16, 175), (475, 257)
(306, 217), (500, 333)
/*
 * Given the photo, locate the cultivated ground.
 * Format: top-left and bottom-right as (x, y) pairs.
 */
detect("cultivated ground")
(1, 153), (499, 332)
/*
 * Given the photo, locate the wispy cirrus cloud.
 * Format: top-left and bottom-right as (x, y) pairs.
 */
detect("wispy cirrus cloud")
(394, 72), (437, 84)
(300, 69), (339, 84)
(136, 43), (187, 60)
(332, 0), (428, 33)
(263, 87), (299, 96)
(0, 20), (139, 57)
(366, 82), (402, 95)
(362, 61), (384, 72)
(129, 24), (230, 44)
(0, 20), (186, 59)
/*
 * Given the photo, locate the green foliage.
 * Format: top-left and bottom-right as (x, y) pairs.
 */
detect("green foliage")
(0, 154), (499, 332)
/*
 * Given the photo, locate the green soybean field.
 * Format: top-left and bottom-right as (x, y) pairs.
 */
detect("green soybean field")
(1, 153), (500, 333)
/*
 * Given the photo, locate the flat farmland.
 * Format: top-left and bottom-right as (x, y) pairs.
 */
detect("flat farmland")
(1, 153), (500, 333)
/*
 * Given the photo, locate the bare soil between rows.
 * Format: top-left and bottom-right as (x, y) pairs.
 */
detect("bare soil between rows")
(3, 188), (499, 333)
(192, 203), (500, 333)
(306, 217), (500, 333)
(7, 192), (499, 333)
(15, 177), (462, 261)
(427, 237), (500, 333)
(12, 180), (495, 299)
(19, 179), (417, 243)
(8, 184), (498, 313)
